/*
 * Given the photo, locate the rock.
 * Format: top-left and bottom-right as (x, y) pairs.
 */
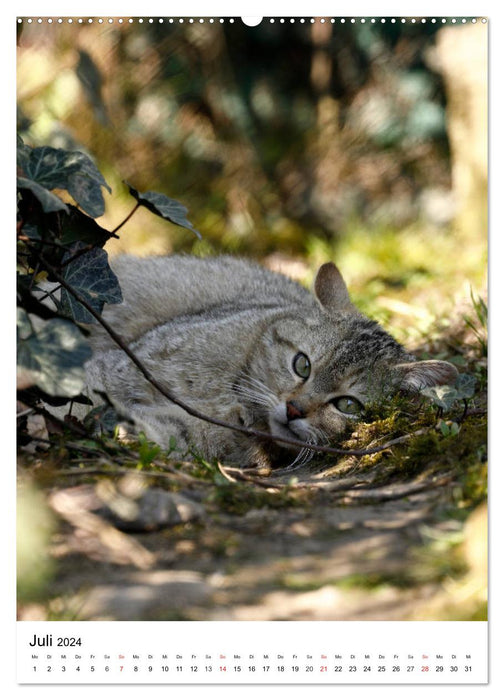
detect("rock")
(96, 486), (206, 532)
(51, 480), (205, 533)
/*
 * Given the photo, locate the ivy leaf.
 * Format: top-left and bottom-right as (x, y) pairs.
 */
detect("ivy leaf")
(17, 309), (92, 397)
(59, 246), (123, 324)
(17, 145), (111, 217)
(454, 373), (477, 400)
(16, 135), (32, 172)
(126, 182), (201, 238)
(420, 372), (477, 411)
(18, 146), (78, 188)
(66, 172), (107, 218)
(420, 384), (459, 411)
(59, 204), (117, 246)
(66, 153), (111, 218)
(17, 177), (69, 214)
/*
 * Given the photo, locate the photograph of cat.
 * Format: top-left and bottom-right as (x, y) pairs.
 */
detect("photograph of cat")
(86, 255), (458, 467)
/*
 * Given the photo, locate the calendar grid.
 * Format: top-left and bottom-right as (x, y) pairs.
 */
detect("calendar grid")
(17, 621), (488, 684)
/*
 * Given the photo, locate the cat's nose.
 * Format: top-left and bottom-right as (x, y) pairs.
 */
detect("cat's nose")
(286, 400), (306, 421)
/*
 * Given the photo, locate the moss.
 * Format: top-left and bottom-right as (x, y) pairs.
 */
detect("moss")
(277, 574), (325, 592)
(348, 410), (487, 487)
(337, 572), (413, 590)
(205, 481), (308, 515)
(404, 416), (486, 475)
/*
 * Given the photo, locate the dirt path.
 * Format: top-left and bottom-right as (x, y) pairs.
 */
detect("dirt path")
(18, 455), (487, 623)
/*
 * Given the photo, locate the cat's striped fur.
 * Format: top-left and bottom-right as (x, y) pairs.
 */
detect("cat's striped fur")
(85, 255), (457, 467)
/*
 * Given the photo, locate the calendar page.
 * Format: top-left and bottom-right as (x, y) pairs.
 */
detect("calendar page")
(15, 1), (489, 689)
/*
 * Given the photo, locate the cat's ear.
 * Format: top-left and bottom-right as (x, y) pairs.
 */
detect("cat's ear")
(395, 359), (458, 391)
(314, 262), (356, 314)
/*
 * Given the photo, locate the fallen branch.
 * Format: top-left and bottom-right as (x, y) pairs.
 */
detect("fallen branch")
(335, 471), (456, 504)
(216, 461), (239, 483)
(221, 465), (377, 491)
(58, 463), (210, 486)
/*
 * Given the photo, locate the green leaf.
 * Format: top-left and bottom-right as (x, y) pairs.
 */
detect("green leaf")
(18, 145), (110, 217)
(69, 150), (111, 192)
(137, 432), (161, 467)
(420, 384), (459, 411)
(421, 373), (476, 411)
(454, 373), (477, 400)
(438, 420), (461, 437)
(126, 182), (201, 238)
(66, 172), (107, 218)
(16, 135), (31, 172)
(59, 205), (116, 246)
(17, 309), (92, 397)
(18, 146), (76, 188)
(17, 177), (69, 213)
(59, 246), (123, 323)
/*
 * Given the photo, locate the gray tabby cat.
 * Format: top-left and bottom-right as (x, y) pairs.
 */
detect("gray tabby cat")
(85, 255), (457, 468)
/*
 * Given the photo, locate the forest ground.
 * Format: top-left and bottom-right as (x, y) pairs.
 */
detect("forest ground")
(17, 244), (487, 623)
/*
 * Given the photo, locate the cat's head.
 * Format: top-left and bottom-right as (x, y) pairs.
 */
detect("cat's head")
(237, 262), (458, 463)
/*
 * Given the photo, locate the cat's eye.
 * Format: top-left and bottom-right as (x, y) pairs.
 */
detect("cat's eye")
(292, 352), (311, 380)
(332, 396), (364, 415)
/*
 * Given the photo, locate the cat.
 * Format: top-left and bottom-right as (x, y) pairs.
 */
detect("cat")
(85, 255), (458, 468)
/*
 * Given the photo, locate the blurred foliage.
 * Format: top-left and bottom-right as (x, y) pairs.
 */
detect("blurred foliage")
(17, 481), (55, 602)
(17, 19), (459, 260)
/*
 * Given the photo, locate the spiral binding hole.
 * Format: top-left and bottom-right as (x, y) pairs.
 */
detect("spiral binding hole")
(16, 16), (487, 25)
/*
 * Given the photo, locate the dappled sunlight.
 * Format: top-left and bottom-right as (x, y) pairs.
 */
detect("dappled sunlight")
(17, 17), (487, 623)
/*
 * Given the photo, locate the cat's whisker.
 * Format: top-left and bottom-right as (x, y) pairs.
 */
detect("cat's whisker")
(233, 374), (278, 409)
(241, 375), (278, 403)
(227, 382), (276, 409)
(281, 451), (308, 472)
(278, 448), (313, 473)
(237, 391), (272, 408)
(311, 425), (329, 446)
(296, 448), (315, 467)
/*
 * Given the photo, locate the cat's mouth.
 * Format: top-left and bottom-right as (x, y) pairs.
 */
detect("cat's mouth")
(268, 404), (314, 448)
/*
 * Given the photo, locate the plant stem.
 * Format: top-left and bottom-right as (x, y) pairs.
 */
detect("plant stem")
(111, 202), (140, 235)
